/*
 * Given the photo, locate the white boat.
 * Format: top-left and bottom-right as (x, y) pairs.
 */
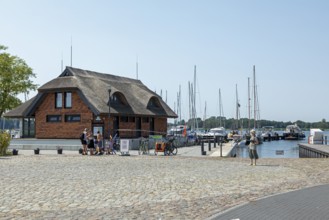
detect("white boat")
(203, 127), (227, 138)
(168, 125), (186, 137)
(283, 124), (305, 140)
(261, 126), (274, 140)
(200, 127), (228, 142)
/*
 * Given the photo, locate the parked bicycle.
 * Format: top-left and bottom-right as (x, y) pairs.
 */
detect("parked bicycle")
(138, 138), (149, 155)
(165, 137), (178, 155)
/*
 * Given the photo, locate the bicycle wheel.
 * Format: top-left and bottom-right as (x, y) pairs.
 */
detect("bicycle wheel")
(171, 146), (178, 155)
(138, 142), (144, 155)
(145, 144), (149, 155)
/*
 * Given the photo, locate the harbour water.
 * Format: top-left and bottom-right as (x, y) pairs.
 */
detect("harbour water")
(236, 131), (329, 158)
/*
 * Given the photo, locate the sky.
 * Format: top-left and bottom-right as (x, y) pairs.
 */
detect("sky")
(1, 0), (329, 123)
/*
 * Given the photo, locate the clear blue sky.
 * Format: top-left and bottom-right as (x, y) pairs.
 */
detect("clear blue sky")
(1, 0), (329, 123)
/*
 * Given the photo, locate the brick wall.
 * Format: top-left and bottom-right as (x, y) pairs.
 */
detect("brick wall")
(154, 117), (167, 136)
(35, 92), (93, 138)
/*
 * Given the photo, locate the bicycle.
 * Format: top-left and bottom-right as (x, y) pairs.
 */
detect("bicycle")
(165, 137), (178, 156)
(138, 138), (149, 155)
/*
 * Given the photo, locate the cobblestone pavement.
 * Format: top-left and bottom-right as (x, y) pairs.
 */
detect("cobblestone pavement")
(1, 152), (329, 219)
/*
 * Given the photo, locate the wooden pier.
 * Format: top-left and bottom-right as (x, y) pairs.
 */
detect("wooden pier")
(298, 143), (329, 158)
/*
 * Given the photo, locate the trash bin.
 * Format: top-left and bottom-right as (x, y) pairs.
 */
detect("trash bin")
(34, 148), (40, 155)
(13, 149), (18, 155)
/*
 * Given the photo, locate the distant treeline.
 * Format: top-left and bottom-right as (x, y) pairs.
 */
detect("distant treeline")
(171, 117), (329, 131)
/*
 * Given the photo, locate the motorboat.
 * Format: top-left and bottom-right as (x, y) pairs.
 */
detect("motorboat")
(261, 126), (274, 137)
(201, 127), (227, 142)
(283, 124), (305, 140)
(167, 125), (186, 137)
(205, 127), (227, 137)
(261, 126), (274, 140)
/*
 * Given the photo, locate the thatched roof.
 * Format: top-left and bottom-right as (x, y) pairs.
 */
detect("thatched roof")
(5, 67), (177, 118)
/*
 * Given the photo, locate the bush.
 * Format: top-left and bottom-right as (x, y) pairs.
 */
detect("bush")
(0, 131), (11, 156)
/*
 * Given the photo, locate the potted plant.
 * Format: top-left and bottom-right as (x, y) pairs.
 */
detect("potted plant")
(12, 149), (18, 155)
(34, 148), (40, 155)
(57, 146), (63, 154)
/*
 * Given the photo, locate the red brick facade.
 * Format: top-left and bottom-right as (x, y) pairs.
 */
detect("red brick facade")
(35, 91), (168, 139)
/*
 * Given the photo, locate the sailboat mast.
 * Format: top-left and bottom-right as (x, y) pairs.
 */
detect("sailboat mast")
(235, 84), (239, 130)
(194, 65), (198, 130)
(219, 88), (222, 127)
(204, 101), (207, 129)
(253, 65), (256, 129)
(248, 77), (251, 132)
(188, 81), (191, 122)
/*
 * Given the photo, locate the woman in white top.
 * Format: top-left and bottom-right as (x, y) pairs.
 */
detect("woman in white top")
(249, 129), (259, 166)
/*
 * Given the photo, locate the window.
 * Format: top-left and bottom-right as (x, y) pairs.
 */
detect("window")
(120, 116), (128, 122)
(142, 117), (149, 123)
(110, 93), (127, 106)
(55, 93), (63, 108)
(65, 114), (81, 122)
(47, 115), (62, 122)
(147, 97), (161, 108)
(128, 117), (135, 123)
(65, 92), (72, 108)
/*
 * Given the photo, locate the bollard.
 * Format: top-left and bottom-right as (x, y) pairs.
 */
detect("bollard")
(208, 139), (211, 151)
(213, 136), (216, 148)
(220, 142), (223, 157)
(201, 141), (205, 155)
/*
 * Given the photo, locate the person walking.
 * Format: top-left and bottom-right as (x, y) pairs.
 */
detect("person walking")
(249, 129), (259, 165)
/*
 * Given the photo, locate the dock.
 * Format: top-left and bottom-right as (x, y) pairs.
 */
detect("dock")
(298, 143), (329, 158)
(210, 142), (237, 157)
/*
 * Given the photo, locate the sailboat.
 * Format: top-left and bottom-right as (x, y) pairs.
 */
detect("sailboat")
(227, 84), (243, 143)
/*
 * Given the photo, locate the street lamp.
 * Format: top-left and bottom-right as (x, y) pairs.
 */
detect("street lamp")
(108, 87), (111, 138)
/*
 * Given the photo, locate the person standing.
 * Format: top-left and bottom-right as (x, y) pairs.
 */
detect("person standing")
(249, 129), (259, 166)
(80, 128), (88, 155)
(87, 131), (95, 155)
(96, 131), (103, 155)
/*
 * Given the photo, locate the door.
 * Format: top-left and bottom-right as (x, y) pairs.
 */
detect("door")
(136, 117), (141, 137)
(150, 117), (154, 135)
(113, 116), (119, 137)
(23, 117), (35, 138)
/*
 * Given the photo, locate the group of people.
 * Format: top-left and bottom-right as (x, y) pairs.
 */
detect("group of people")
(80, 128), (117, 155)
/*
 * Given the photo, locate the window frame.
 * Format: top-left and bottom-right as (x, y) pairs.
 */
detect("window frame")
(65, 114), (81, 122)
(46, 115), (62, 123)
(55, 92), (63, 109)
(120, 116), (128, 122)
(142, 117), (149, 123)
(64, 92), (72, 108)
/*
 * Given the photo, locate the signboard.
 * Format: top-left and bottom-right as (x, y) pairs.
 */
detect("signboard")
(276, 150), (284, 155)
(93, 126), (103, 136)
(120, 139), (130, 153)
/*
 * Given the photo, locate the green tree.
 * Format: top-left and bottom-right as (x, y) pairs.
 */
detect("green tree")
(0, 45), (37, 117)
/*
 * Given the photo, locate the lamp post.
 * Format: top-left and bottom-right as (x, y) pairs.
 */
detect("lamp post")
(108, 87), (111, 138)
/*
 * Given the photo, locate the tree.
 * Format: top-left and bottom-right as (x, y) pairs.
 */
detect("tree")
(0, 45), (37, 117)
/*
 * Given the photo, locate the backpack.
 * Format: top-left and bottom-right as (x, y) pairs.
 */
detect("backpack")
(79, 133), (84, 141)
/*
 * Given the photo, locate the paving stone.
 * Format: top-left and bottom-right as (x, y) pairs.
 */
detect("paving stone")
(0, 151), (329, 219)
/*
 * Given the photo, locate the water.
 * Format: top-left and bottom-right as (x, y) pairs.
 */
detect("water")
(236, 131), (329, 158)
